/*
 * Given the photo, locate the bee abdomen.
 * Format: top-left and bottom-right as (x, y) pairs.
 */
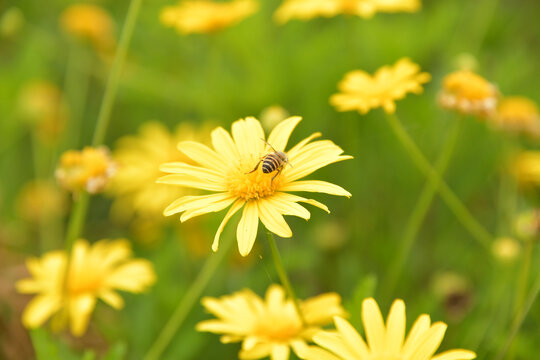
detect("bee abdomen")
(262, 154), (281, 173)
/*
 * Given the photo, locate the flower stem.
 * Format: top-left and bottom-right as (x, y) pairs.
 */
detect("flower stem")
(91, 0), (143, 147)
(384, 116), (462, 297)
(384, 113), (492, 250)
(495, 272), (540, 360)
(144, 234), (235, 360)
(512, 240), (534, 324)
(64, 192), (90, 252)
(265, 230), (306, 325)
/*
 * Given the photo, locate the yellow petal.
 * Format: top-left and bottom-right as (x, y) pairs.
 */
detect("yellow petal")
(99, 289), (124, 309)
(267, 116), (302, 152)
(157, 174), (226, 191)
(232, 117), (265, 159)
(271, 343), (290, 360)
(212, 199), (245, 252)
(257, 199), (293, 238)
(177, 141), (228, 172)
(265, 192), (312, 219)
(286, 132), (322, 159)
(180, 196), (236, 222)
(334, 316), (370, 357)
(313, 331), (359, 359)
(211, 126), (240, 163)
(432, 349), (477, 360)
(159, 162), (223, 181)
(163, 193), (232, 216)
(385, 299), (406, 355)
(22, 294), (62, 329)
(281, 180), (351, 197)
(402, 314), (431, 356)
(104, 260), (156, 292)
(236, 201), (259, 256)
(409, 322), (447, 360)
(361, 298), (386, 354)
(301, 293), (345, 326)
(239, 342), (273, 359)
(68, 294), (97, 336)
(296, 344), (341, 360)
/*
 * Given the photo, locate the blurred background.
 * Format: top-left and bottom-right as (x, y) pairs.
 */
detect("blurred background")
(1, 0), (539, 359)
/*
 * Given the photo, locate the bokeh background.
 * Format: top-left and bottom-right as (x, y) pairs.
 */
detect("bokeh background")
(1, 0), (540, 359)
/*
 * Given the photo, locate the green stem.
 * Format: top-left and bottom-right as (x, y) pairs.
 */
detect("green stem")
(64, 192), (90, 252)
(144, 234), (235, 360)
(384, 113), (492, 250)
(91, 0), (143, 146)
(512, 240), (534, 324)
(384, 117), (462, 297)
(495, 272), (540, 360)
(266, 230), (306, 325)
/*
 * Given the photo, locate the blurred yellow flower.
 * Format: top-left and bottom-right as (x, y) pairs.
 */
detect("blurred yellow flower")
(16, 181), (67, 223)
(275, 0), (420, 23)
(330, 58), (431, 115)
(196, 284), (346, 360)
(438, 70), (498, 117)
(17, 80), (69, 144)
(0, 7), (25, 38)
(515, 209), (540, 240)
(158, 116), (352, 256)
(16, 239), (155, 336)
(56, 146), (117, 194)
(492, 237), (521, 263)
(160, 0), (258, 35)
(60, 4), (116, 54)
(300, 298), (476, 360)
(511, 151), (540, 186)
(260, 105), (290, 131)
(490, 96), (540, 137)
(108, 122), (211, 221)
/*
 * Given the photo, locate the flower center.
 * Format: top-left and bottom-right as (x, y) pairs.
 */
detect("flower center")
(226, 160), (284, 201)
(254, 315), (302, 342)
(67, 269), (104, 295)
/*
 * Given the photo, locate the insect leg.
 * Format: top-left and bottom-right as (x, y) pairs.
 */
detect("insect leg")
(271, 167), (282, 184)
(246, 159), (263, 174)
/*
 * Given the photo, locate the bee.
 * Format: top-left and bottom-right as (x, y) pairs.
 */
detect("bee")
(247, 139), (292, 183)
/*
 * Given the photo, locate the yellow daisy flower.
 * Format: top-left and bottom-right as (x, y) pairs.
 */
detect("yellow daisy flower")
(160, 0), (258, 35)
(300, 298), (476, 360)
(196, 284), (346, 360)
(330, 58), (431, 115)
(158, 116), (352, 256)
(490, 96), (540, 137)
(511, 151), (540, 187)
(16, 239), (155, 336)
(492, 237), (521, 263)
(275, 0), (421, 23)
(59, 4), (116, 54)
(108, 122), (211, 221)
(56, 146), (117, 194)
(438, 70), (498, 117)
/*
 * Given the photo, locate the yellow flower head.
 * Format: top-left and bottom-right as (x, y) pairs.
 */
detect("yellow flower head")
(17, 80), (69, 144)
(330, 58), (431, 115)
(490, 96), (540, 137)
(275, 0), (420, 23)
(60, 4), (116, 53)
(160, 0), (258, 35)
(492, 237), (521, 263)
(438, 70), (498, 117)
(56, 146), (117, 194)
(108, 122), (211, 221)
(515, 209), (540, 240)
(300, 298), (476, 360)
(260, 105), (290, 131)
(196, 284), (346, 360)
(511, 151), (540, 187)
(16, 181), (67, 223)
(16, 239), (155, 336)
(158, 116), (352, 256)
